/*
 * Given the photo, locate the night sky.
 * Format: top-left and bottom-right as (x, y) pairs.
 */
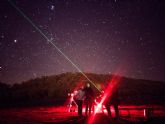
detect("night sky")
(0, 0), (165, 84)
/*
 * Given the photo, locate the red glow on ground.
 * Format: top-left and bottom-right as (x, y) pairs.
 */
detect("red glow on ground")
(0, 105), (164, 123)
(144, 109), (146, 117)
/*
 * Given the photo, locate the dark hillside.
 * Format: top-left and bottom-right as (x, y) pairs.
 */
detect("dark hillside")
(0, 72), (165, 107)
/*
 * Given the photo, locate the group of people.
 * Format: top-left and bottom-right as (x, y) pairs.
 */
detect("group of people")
(74, 83), (94, 116)
(73, 83), (119, 119)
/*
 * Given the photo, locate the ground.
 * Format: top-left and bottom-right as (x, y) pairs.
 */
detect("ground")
(0, 105), (164, 124)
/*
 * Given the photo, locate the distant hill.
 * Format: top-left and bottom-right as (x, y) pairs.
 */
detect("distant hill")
(0, 72), (165, 107)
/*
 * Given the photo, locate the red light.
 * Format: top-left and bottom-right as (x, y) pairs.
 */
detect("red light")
(97, 103), (102, 111)
(71, 93), (74, 97)
(86, 75), (122, 124)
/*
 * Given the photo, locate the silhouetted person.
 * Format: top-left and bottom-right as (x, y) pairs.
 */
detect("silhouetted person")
(105, 88), (119, 119)
(84, 83), (94, 116)
(74, 87), (85, 116)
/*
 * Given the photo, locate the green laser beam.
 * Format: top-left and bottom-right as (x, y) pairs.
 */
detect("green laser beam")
(8, 0), (101, 92)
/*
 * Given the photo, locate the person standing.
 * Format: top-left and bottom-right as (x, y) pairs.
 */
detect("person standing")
(105, 87), (119, 119)
(84, 83), (94, 116)
(74, 87), (85, 116)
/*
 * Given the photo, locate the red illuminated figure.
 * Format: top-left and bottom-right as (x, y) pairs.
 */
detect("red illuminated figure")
(84, 83), (94, 116)
(73, 87), (85, 116)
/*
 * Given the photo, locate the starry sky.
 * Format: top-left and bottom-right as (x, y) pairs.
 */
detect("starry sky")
(0, 0), (165, 84)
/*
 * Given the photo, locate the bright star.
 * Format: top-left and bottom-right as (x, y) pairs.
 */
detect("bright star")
(51, 5), (55, 10)
(14, 39), (17, 43)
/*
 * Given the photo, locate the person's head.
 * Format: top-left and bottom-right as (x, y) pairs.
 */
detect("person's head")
(86, 83), (90, 88)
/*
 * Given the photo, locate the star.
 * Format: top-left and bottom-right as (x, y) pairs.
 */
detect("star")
(139, 37), (143, 41)
(1, 35), (4, 39)
(4, 15), (8, 18)
(51, 5), (55, 11)
(14, 39), (17, 43)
